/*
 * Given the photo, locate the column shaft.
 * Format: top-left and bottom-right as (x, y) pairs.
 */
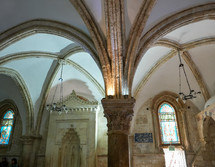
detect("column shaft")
(102, 97), (135, 167)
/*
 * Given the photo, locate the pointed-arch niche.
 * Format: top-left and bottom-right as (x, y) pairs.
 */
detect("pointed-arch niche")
(152, 92), (187, 167)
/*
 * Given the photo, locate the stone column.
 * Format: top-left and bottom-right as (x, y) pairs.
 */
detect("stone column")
(20, 136), (34, 167)
(102, 97), (135, 167)
(30, 136), (42, 167)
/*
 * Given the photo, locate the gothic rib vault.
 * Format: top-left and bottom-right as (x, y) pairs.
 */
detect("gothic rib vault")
(1, 0), (215, 167)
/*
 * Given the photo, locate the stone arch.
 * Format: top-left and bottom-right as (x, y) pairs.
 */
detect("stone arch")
(0, 67), (33, 134)
(137, 3), (215, 68)
(0, 19), (107, 134)
(129, 3), (215, 93)
(152, 91), (189, 150)
(0, 19), (101, 69)
(58, 128), (81, 167)
(0, 99), (19, 117)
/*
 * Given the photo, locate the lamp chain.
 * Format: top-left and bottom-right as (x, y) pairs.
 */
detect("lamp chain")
(59, 62), (64, 107)
(178, 50), (192, 92)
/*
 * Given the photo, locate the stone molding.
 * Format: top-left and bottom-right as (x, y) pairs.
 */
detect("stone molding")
(0, 19), (102, 135)
(134, 37), (215, 98)
(156, 37), (215, 51)
(66, 60), (105, 96)
(134, 50), (176, 98)
(20, 135), (42, 145)
(136, 3), (215, 71)
(0, 19), (98, 64)
(104, 0), (126, 97)
(69, 0), (111, 93)
(102, 98), (135, 134)
(152, 91), (185, 111)
(0, 67), (33, 134)
(125, 0), (156, 94)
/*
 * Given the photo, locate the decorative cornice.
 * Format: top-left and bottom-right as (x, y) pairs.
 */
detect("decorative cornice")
(63, 90), (98, 106)
(102, 98), (135, 134)
(20, 135), (42, 145)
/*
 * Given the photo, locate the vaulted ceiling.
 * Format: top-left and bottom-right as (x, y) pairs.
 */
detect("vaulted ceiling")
(1, 0), (215, 134)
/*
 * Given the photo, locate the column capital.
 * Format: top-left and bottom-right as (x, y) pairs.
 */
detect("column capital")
(102, 98), (135, 134)
(20, 135), (42, 145)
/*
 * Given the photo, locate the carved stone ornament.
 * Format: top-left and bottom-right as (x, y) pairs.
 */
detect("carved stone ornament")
(102, 98), (135, 134)
(20, 135), (41, 145)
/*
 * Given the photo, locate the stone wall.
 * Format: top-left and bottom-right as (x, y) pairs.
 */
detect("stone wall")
(131, 95), (202, 167)
(96, 106), (108, 167)
(14, 91), (210, 167)
(45, 111), (97, 167)
(131, 99), (165, 167)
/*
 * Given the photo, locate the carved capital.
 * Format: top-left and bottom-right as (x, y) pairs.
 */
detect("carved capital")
(102, 98), (135, 134)
(20, 135), (42, 145)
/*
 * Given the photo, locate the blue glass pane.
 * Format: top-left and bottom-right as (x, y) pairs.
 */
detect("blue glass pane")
(3, 111), (14, 119)
(0, 126), (12, 144)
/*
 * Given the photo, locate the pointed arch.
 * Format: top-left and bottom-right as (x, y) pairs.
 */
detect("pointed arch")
(137, 3), (215, 67)
(69, 0), (111, 96)
(132, 3), (215, 93)
(0, 67), (34, 134)
(0, 19), (100, 68)
(125, 0), (156, 95)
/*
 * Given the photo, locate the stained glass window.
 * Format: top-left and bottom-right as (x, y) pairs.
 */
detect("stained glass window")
(158, 103), (180, 145)
(0, 110), (14, 145)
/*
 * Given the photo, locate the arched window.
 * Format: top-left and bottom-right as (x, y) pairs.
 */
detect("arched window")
(0, 110), (15, 145)
(158, 102), (180, 145)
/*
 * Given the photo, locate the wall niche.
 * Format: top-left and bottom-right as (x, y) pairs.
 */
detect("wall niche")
(45, 91), (98, 167)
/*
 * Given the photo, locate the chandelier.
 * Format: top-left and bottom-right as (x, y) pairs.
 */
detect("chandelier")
(177, 50), (201, 102)
(46, 60), (68, 114)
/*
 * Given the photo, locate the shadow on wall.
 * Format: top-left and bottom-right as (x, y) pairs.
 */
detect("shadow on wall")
(46, 79), (96, 104)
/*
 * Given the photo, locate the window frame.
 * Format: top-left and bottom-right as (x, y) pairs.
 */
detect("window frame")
(156, 101), (182, 147)
(0, 100), (17, 148)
